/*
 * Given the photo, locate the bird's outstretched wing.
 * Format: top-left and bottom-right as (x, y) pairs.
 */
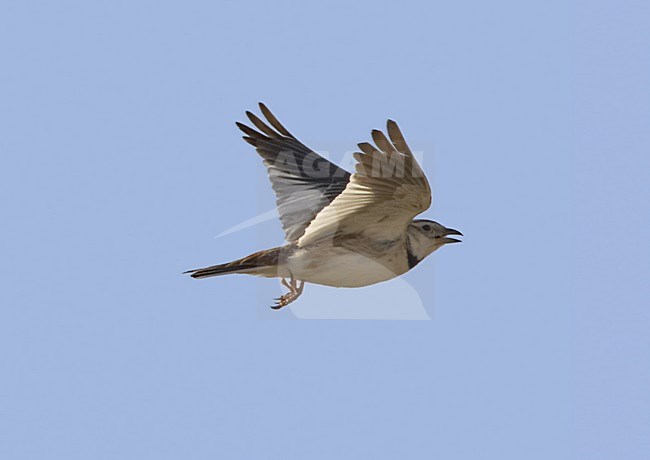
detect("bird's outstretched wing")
(237, 103), (351, 242)
(298, 121), (431, 247)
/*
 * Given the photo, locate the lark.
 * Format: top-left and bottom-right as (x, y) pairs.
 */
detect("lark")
(185, 104), (462, 309)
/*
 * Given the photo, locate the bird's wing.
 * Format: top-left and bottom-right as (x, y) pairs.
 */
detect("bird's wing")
(298, 120), (431, 247)
(237, 103), (351, 242)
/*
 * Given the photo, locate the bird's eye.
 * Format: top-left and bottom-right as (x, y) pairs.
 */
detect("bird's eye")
(421, 224), (431, 232)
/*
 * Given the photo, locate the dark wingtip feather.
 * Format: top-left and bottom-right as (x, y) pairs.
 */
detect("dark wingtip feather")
(247, 110), (279, 137)
(357, 142), (377, 155)
(236, 121), (264, 139)
(258, 103), (293, 137)
(386, 119), (412, 155)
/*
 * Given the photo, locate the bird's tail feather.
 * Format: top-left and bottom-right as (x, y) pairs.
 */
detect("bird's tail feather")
(183, 263), (258, 279)
(184, 246), (287, 279)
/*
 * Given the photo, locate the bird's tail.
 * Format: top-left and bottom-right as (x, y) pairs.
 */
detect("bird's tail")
(184, 246), (287, 279)
(183, 262), (256, 279)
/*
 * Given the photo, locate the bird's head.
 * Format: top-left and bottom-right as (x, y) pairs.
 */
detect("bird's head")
(406, 219), (463, 262)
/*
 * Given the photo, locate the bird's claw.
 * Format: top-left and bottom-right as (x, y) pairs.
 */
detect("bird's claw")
(271, 277), (305, 310)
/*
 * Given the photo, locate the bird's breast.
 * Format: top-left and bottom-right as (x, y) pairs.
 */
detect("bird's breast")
(286, 241), (409, 288)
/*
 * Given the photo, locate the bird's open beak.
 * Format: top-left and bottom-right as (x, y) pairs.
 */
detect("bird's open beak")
(441, 228), (463, 244)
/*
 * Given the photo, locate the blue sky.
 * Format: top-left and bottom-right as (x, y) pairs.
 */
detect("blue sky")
(1, 0), (648, 459)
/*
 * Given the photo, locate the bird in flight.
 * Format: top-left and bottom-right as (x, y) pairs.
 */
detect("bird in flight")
(185, 103), (462, 309)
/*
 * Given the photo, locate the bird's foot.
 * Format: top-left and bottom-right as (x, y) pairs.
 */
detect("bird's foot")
(271, 277), (305, 310)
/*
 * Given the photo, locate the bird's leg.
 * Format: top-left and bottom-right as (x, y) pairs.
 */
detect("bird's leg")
(293, 279), (305, 296)
(272, 275), (306, 310)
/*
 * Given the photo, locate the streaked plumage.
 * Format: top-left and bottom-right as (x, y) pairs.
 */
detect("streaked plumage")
(185, 104), (462, 309)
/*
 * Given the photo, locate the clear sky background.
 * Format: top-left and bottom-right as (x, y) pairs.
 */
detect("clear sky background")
(1, 0), (648, 459)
